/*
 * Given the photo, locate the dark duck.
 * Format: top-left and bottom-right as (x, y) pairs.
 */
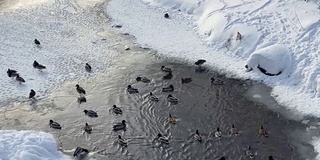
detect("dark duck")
(162, 85), (174, 92)
(34, 39), (41, 46)
(7, 69), (18, 77)
(246, 146), (254, 159)
(193, 130), (202, 142)
(77, 96), (87, 104)
(33, 61), (46, 71)
(112, 105), (122, 115)
(215, 127), (222, 139)
(76, 84), (86, 95)
(15, 74), (25, 84)
(211, 77), (224, 85)
(73, 147), (89, 158)
(136, 76), (151, 83)
(49, 120), (61, 129)
(181, 78), (192, 84)
(162, 72), (173, 80)
(167, 94), (178, 103)
(113, 120), (126, 131)
(29, 89), (36, 99)
(117, 135), (128, 147)
(195, 59), (206, 71)
(85, 63), (92, 72)
(83, 123), (92, 134)
(156, 133), (169, 144)
(161, 66), (172, 72)
(127, 85), (139, 94)
(83, 109), (98, 118)
(258, 126), (268, 137)
(149, 92), (159, 102)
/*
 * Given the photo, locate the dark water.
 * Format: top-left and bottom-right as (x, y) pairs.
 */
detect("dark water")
(1, 50), (316, 160)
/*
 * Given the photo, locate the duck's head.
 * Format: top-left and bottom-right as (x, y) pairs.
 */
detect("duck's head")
(136, 77), (142, 81)
(260, 126), (264, 129)
(149, 92), (153, 95)
(127, 85), (132, 89)
(211, 77), (215, 81)
(169, 113), (172, 118)
(34, 60), (38, 64)
(49, 119), (53, 124)
(83, 110), (88, 114)
(217, 127), (220, 132)
(161, 66), (165, 69)
(113, 105), (117, 108)
(76, 84), (79, 88)
(157, 133), (162, 137)
(268, 156), (274, 160)
(122, 120), (126, 124)
(169, 85), (174, 88)
(16, 74), (20, 77)
(31, 89), (34, 92)
(85, 123), (89, 126)
(245, 65), (253, 72)
(232, 124), (235, 128)
(196, 130), (199, 135)
(86, 63), (89, 66)
(248, 145), (251, 150)
(219, 157), (226, 160)
(168, 94), (173, 98)
(118, 135), (122, 139)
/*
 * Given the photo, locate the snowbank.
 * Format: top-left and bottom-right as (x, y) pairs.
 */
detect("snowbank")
(0, 130), (70, 160)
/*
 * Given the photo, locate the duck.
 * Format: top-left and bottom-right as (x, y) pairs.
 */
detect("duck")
(49, 119), (61, 129)
(246, 145), (254, 159)
(83, 123), (92, 134)
(229, 124), (239, 136)
(76, 84), (86, 95)
(167, 94), (178, 103)
(34, 39), (41, 46)
(136, 76), (151, 83)
(85, 63), (92, 72)
(113, 120), (126, 131)
(112, 105), (122, 115)
(268, 156), (274, 160)
(164, 13), (169, 18)
(258, 126), (268, 137)
(29, 89), (36, 99)
(161, 66), (172, 72)
(33, 61), (46, 71)
(127, 85), (139, 94)
(193, 130), (202, 142)
(195, 59), (206, 66)
(7, 69), (18, 77)
(181, 78), (192, 84)
(162, 85), (174, 92)
(156, 133), (169, 144)
(245, 64), (253, 72)
(215, 127), (222, 139)
(83, 110), (98, 118)
(15, 74), (25, 84)
(162, 72), (173, 80)
(149, 92), (159, 102)
(211, 77), (224, 85)
(117, 135), (128, 147)
(168, 114), (176, 124)
(77, 96), (86, 104)
(73, 147), (89, 158)
(219, 157), (226, 160)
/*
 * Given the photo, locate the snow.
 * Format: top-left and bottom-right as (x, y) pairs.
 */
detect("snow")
(106, 0), (320, 157)
(0, 130), (70, 160)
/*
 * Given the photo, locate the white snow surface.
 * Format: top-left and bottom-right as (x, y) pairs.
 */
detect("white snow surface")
(0, 130), (71, 160)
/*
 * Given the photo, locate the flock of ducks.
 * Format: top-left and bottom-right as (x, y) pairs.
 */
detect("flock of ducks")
(6, 40), (274, 159)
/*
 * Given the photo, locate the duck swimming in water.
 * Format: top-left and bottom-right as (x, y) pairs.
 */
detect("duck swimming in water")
(113, 120), (126, 131)
(162, 85), (174, 92)
(161, 66), (172, 72)
(76, 84), (86, 95)
(33, 61), (46, 71)
(29, 89), (36, 99)
(156, 133), (169, 144)
(136, 76), (151, 83)
(168, 114), (176, 124)
(117, 135), (128, 147)
(7, 69), (18, 77)
(193, 130), (202, 142)
(246, 145), (254, 159)
(229, 124), (239, 136)
(77, 96), (86, 104)
(15, 74), (25, 84)
(49, 120), (61, 129)
(83, 123), (92, 134)
(258, 126), (268, 137)
(127, 85), (139, 94)
(162, 72), (173, 80)
(215, 127), (222, 139)
(211, 77), (224, 85)
(167, 94), (178, 103)
(112, 105), (122, 115)
(73, 147), (89, 158)
(34, 39), (41, 46)
(85, 63), (92, 72)
(83, 110), (98, 118)
(181, 78), (192, 84)
(149, 92), (159, 102)
(195, 59), (206, 66)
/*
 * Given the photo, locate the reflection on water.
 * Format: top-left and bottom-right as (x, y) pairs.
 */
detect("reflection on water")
(0, 50), (316, 160)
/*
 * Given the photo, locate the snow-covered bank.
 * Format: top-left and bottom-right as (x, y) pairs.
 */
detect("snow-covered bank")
(0, 130), (70, 160)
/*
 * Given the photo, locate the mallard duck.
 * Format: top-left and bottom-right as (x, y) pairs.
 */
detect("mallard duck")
(73, 147), (89, 158)
(162, 72), (173, 80)
(49, 119), (61, 129)
(258, 126), (268, 137)
(181, 78), (192, 84)
(33, 61), (46, 70)
(156, 133), (169, 144)
(85, 63), (92, 72)
(7, 69), (18, 77)
(167, 94), (178, 103)
(83, 123), (92, 134)
(83, 110), (98, 118)
(76, 84), (86, 95)
(268, 156), (274, 160)
(127, 85), (139, 94)
(193, 130), (202, 142)
(215, 127), (222, 139)
(34, 39), (41, 46)
(211, 77), (224, 85)
(29, 89), (36, 99)
(118, 135), (128, 147)
(136, 77), (151, 83)
(195, 59), (206, 66)
(77, 96), (86, 104)
(161, 66), (172, 72)
(15, 74), (25, 84)
(162, 85), (174, 92)
(149, 92), (159, 102)
(246, 146), (254, 159)
(112, 105), (122, 115)
(229, 124), (239, 136)
(168, 114), (176, 124)
(113, 120), (126, 131)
